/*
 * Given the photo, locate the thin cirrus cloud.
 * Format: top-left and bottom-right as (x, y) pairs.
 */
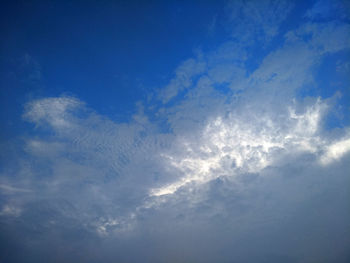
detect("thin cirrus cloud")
(1, 0), (350, 262)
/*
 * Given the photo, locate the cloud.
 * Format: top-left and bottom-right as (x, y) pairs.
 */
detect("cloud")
(227, 0), (293, 44)
(23, 97), (84, 130)
(1, 1), (350, 262)
(320, 135), (350, 165)
(158, 58), (207, 103)
(0, 184), (32, 194)
(150, 96), (347, 198)
(305, 0), (350, 21)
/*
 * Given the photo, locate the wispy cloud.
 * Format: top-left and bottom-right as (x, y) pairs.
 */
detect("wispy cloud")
(0, 184), (32, 194)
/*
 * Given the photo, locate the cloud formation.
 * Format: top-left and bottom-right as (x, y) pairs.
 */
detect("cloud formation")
(1, 1), (350, 262)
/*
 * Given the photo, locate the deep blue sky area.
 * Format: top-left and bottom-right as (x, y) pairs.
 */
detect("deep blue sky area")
(0, 1), (350, 262)
(0, 1), (228, 139)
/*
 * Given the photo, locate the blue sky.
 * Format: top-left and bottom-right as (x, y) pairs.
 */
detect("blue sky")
(1, 1), (350, 262)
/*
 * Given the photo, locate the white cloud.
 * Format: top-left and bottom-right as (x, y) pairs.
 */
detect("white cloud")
(23, 96), (83, 129)
(320, 134), (350, 165)
(150, 97), (332, 197)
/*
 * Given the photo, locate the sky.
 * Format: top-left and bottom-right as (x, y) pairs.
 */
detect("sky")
(0, 0), (350, 262)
